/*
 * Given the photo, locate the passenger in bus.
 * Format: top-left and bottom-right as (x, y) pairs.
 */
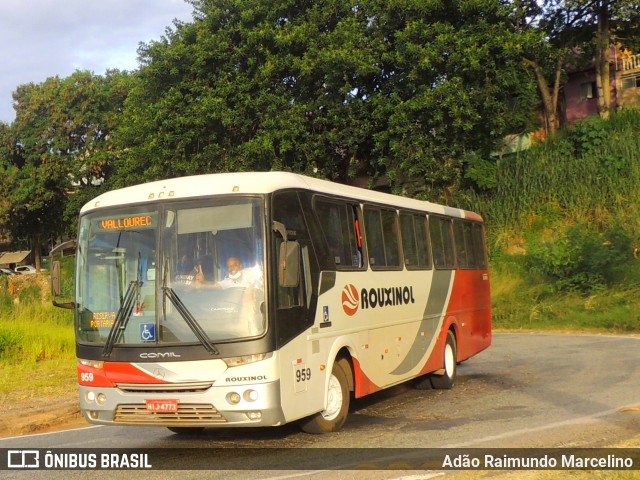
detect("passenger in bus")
(213, 257), (257, 289)
(177, 255), (193, 275)
(194, 254), (214, 286)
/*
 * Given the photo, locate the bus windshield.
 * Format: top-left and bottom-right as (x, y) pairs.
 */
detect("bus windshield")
(75, 198), (266, 347)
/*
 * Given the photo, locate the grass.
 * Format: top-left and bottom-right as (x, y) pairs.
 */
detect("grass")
(490, 253), (640, 333)
(0, 275), (76, 401)
(0, 358), (76, 402)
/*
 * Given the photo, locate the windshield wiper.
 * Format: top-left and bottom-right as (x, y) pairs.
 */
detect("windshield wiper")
(162, 261), (219, 355)
(103, 251), (142, 357)
(103, 279), (141, 357)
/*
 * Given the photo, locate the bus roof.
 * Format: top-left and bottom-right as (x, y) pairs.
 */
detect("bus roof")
(81, 172), (476, 219)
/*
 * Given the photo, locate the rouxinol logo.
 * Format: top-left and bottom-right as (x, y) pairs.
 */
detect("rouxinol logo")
(341, 284), (360, 316)
(341, 284), (415, 316)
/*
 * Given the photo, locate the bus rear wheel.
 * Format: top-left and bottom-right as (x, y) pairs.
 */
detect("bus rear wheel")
(430, 330), (457, 389)
(301, 358), (351, 434)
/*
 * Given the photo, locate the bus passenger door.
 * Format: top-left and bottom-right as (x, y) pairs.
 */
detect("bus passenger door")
(272, 192), (324, 421)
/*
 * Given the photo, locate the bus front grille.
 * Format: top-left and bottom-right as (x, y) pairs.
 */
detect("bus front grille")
(114, 404), (227, 424)
(116, 382), (213, 393)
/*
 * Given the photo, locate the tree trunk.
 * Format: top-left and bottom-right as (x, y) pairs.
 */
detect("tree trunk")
(595, 1), (611, 119)
(33, 235), (42, 272)
(523, 58), (559, 136)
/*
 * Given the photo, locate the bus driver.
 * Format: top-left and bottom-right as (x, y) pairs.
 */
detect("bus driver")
(213, 257), (256, 289)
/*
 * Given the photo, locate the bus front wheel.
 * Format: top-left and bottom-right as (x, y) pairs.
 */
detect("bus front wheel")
(301, 358), (351, 434)
(430, 330), (457, 389)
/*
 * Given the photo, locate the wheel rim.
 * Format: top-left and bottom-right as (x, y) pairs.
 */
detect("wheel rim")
(444, 343), (455, 378)
(321, 373), (343, 421)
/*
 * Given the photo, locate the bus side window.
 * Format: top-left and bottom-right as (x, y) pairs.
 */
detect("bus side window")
(400, 212), (432, 269)
(381, 209), (400, 267)
(453, 220), (470, 269)
(314, 198), (361, 269)
(429, 216), (455, 269)
(416, 215), (432, 268)
(472, 223), (488, 269)
(273, 192), (308, 309)
(363, 206), (400, 269)
(454, 220), (483, 270)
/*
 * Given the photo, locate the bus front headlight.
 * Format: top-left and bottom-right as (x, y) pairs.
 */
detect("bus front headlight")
(222, 352), (272, 367)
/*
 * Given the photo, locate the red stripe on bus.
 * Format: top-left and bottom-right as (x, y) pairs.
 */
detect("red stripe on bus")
(444, 269), (492, 362)
(104, 362), (169, 384)
(352, 356), (382, 398)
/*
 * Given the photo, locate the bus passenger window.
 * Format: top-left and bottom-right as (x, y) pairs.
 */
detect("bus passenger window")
(314, 199), (361, 269)
(364, 207), (400, 269)
(472, 223), (488, 269)
(400, 212), (432, 269)
(453, 220), (470, 269)
(429, 216), (455, 269)
(381, 210), (400, 267)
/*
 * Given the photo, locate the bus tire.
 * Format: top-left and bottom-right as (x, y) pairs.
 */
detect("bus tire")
(430, 330), (457, 389)
(167, 427), (205, 435)
(300, 358), (351, 434)
(413, 375), (434, 390)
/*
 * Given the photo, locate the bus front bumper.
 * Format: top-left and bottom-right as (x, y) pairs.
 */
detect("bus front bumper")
(78, 381), (286, 428)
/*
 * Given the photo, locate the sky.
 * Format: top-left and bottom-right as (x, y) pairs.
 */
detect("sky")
(0, 0), (194, 124)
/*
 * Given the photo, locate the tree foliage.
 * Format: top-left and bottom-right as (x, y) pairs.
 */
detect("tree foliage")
(0, 70), (131, 265)
(3, 0), (639, 256)
(114, 0), (538, 199)
(518, 0), (640, 131)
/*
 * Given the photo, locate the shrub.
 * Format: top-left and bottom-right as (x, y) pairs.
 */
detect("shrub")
(526, 223), (633, 293)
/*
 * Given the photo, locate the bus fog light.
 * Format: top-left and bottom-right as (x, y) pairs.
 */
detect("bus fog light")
(96, 393), (107, 405)
(85, 391), (96, 403)
(246, 411), (261, 420)
(226, 392), (241, 405)
(88, 411), (99, 420)
(243, 390), (258, 402)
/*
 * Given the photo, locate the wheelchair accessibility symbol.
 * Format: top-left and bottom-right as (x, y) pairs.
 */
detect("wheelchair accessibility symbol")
(140, 323), (156, 342)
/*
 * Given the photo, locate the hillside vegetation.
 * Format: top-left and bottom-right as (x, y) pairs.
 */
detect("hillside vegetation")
(468, 108), (640, 332)
(0, 275), (75, 400)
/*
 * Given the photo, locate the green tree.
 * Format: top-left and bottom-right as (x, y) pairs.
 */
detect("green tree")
(114, 0), (538, 200)
(0, 70), (131, 266)
(518, 0), (640, 131)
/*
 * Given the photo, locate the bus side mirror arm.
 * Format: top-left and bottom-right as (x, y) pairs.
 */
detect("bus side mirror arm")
(53, 300), (76, 310)
(272, 221), (288, 242)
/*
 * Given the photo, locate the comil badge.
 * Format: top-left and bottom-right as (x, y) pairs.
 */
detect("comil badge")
(341, 284), (359, 316)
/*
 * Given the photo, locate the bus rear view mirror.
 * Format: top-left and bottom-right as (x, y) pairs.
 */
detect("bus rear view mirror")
(279, 241), (300, 288)
(49, 240), (76, 310)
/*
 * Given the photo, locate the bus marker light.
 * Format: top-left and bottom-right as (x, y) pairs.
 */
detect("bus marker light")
(320, 364), (325, 371)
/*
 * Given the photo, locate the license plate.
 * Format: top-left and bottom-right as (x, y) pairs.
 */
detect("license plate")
(145, 399), (178, 412)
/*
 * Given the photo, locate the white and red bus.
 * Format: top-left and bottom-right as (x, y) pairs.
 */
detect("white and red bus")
(64, 172), (490, 434)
